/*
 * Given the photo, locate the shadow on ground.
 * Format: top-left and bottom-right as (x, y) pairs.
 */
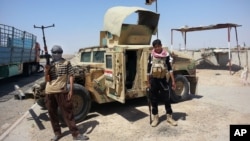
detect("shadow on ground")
(87, 97), (149, 122)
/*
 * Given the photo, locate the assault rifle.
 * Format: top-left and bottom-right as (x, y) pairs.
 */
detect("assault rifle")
(146, 87), (152, 124)
(34, 24), (55, 82)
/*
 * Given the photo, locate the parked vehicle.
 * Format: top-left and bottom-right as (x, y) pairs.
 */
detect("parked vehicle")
(0, 24), (41, 79)
(31, 6), (198, 123)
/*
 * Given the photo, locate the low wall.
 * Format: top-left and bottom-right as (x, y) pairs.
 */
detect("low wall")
(176, 49), (249, 70)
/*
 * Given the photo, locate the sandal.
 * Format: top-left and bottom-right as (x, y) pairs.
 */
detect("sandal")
(51, 134), (62, 141)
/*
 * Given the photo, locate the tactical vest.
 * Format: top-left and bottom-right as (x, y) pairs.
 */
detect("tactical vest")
(150, 55), (168, 79)
(45, 60), (69, 94)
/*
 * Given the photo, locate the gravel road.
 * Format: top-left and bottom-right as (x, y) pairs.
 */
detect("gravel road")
(1, 68), (250, 141)
(0, 72), (43, 136)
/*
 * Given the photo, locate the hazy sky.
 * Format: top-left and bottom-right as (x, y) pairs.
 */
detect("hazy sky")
(1, 0), (249, 54)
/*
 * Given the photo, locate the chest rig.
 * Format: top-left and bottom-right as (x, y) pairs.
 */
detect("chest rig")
(150, 55), (168, 78)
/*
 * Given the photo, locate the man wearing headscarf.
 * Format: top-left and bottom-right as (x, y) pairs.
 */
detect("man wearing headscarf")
(147, 39), (177, 127)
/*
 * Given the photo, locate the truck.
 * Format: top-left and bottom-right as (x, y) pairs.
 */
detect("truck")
(0, 24), (40, 79)
(31, 6), (198, 123)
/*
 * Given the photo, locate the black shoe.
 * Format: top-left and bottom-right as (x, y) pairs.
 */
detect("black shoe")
(73, 134), (89, 141)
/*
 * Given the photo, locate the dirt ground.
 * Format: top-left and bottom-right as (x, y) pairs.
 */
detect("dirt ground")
(1, 68), (250, 141)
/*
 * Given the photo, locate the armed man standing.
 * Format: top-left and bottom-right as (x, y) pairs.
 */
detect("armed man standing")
(147, 39), (177, 127)
(45, 45), (89, 141)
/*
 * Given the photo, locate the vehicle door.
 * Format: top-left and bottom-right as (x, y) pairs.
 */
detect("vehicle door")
(104, 47), (125, 103)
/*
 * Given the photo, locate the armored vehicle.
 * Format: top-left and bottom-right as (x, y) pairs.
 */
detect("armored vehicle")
(32, 6), (198, 122)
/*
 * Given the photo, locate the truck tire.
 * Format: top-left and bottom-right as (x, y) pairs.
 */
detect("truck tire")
(170, 75), (190, 102)
(59, 83), (92, 123)
(23, 63), (32, 76)
(36, 63), (44, 73)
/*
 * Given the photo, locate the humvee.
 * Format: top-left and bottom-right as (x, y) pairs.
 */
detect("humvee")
(32, 6), (198, 122)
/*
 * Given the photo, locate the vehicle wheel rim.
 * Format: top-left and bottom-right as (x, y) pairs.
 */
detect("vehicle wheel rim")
(72, 94), (84, 116)
(175, 81), (184, 96)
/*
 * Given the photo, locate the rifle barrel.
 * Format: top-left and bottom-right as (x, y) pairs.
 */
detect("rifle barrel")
(33, 24), (55, 65)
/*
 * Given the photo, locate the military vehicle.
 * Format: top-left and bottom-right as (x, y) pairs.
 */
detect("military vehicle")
(31, 6), (198, 122)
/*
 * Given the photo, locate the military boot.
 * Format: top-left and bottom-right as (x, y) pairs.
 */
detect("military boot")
(166, 114), (177, 126)
(151, 114), (159, 127)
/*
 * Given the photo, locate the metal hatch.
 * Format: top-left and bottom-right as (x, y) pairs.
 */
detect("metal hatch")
(103, 6), (160, 37)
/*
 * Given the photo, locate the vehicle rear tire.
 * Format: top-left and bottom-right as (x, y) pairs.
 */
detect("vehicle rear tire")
(59, 83), (91, 123)
(170, 75), (190, 102)
(37, 97), (46, 109)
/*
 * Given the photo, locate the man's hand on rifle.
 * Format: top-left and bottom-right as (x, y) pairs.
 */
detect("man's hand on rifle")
(171, 81), (176, 90)
(147, 82), (151, 89)
(44, 65), (50, 72)
(44, 65), (51, 82)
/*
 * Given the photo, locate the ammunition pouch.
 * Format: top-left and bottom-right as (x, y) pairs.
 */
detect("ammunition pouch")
(151, 66), (167, 78)
(150, 56), (168, 79)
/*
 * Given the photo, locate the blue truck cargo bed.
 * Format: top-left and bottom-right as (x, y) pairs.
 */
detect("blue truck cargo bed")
(0, 24), (38, 78)
(0, 24), (37, 66)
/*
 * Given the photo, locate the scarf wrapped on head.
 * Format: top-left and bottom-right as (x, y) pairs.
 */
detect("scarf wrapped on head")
(151, 49), (168, 58)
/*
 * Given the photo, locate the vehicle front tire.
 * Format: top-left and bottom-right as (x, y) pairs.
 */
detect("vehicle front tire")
(58, 83), (91, 124)
(170, 75), (190, 102)
(71, 84), (91, 123)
